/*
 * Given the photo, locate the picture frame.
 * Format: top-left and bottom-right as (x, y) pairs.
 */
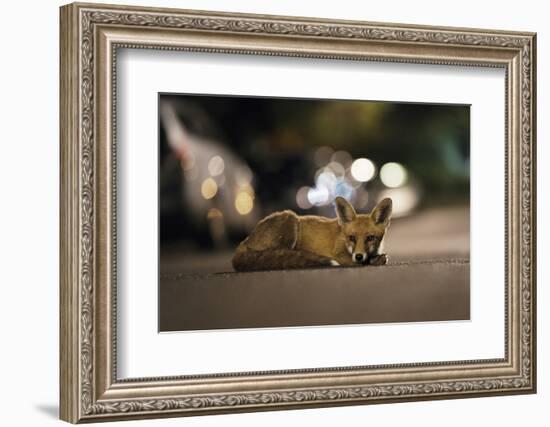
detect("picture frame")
(59, 2), (536, 423)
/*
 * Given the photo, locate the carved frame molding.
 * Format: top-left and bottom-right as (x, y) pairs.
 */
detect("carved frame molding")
(60, 2), (536, 423)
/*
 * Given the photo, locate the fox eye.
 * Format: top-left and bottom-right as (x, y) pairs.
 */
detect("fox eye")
(366, 235), (377, 242)
(348, 235), (356, 243)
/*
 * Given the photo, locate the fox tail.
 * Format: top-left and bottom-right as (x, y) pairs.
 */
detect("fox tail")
(232, 246), (333, 272)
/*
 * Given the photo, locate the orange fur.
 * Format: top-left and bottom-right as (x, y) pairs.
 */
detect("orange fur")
(232, 197), (392, 271)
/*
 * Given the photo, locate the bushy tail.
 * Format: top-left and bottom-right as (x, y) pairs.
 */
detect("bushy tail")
(232, 246), (333, 272)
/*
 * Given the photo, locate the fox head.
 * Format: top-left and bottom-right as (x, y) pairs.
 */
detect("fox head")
(334, 196), (392, 265)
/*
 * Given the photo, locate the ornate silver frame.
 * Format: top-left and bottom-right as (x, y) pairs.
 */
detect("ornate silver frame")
(60, 2), (536, 423)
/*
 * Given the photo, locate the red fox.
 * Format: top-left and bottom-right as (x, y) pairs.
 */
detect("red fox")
(232, 197), (392, 271)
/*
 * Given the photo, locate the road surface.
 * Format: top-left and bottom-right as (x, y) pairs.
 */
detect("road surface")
(159, 206), (470, 331)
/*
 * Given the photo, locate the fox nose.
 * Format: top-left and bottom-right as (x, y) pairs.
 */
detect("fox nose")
(354, 253), (364, 262)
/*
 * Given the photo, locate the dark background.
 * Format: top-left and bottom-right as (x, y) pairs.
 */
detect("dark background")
(159, 94), (470, 257)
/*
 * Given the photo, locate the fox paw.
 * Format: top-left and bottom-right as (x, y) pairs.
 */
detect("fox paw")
(330, 259), (341, 266)
(369, 254), (388, 266)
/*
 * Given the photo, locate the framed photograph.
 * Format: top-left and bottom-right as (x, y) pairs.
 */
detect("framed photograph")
(158, 94), (471, 332)
(60, 2), (537, 423)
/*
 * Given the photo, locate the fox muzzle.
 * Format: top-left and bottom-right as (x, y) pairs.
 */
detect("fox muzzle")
(353, 252), (367, 264)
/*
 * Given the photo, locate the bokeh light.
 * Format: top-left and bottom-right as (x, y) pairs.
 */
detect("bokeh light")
(313, 146), (334, 167)
(207, 208), (223, 219)
(235, 191), (254, 215)
(380, 162), (408, 188)
(334, 179), (354, 200)
(208, 155), (225, 176)
(201, 177), (218, 199)
(378, 186), (419, 217)
(296, 186), (313, 209)
(350, 158), (376, 182)
(316, 170), (337, 190)
(307, 186), (330, 206)
(331, 150), (353, 167)
(326, 161), (346, 177)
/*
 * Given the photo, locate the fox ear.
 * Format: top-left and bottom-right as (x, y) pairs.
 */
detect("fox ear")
(335, 197), (356, 224)
(371, 198), (393, 226)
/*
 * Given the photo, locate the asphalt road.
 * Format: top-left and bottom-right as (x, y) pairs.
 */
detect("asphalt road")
(159, 259), (469, 331)
(159, 206), (470, 331)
